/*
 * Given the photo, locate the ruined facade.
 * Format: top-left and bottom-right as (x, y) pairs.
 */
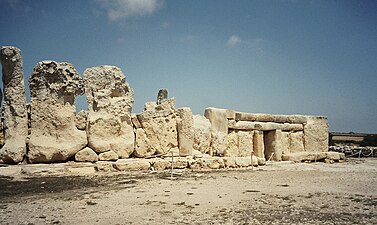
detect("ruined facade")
(0, 46), (344, 167)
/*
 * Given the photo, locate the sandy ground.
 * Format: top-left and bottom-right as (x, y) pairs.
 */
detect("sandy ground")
(0, 158), (376, 225)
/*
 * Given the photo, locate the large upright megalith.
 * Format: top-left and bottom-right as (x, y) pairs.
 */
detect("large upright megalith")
(83, 66), (135, 159)
(28, 61), (87, 163)
(0, 46), (28, 163)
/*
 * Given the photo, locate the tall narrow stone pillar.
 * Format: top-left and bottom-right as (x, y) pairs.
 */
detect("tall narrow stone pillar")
(264, 129), (283, 161)
(177, 107), (194, 156)
(0, 46), (28, 163)
(253, 130), (265, 159)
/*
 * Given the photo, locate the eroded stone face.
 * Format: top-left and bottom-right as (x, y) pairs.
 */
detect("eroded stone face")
(176, 107), (194, 156)
(137, 98), (178, 155)
(28, 61), (87, 163)
(0, 46), (28, 163)
(193, 115), (211, 154)
(83, 66), (135, 159)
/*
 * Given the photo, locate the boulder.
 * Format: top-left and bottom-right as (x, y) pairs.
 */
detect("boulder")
(98, 151), (118, 161)
(83, 66), (135, 158)
(137, 98), (178, 155)
(0, 46), (28, 163)
(75, 147), (98, 162)
(176, 107), (194, 156)
(28, 61), (87, 163)
(193, 115), (211, 154)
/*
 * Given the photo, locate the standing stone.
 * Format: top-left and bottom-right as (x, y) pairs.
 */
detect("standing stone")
(176, 107), (194, 156)
(225, 131), (239, 157)
(281, 131), (290, 155)
(303, 116), (329, 152)
(137, 98), (178, 155)
(156, 89), (168, 105)
(264, 129), (282, 161)
(211, 132), (228, 156)
(204, 107), (228, 133)
(28, 61), (87, 163)
(134, 128), (155, 158)
(192, 115), (211, 154)
(253, 130), (265, 159)
(0, 46), (28, 163)
(83, 66), (135, 159)
(238, 131), (253, 157)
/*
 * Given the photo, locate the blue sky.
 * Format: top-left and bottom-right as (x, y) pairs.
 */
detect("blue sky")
(0, 0), (376, 133)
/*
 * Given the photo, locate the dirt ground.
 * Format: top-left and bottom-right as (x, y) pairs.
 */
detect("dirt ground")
(0, 158), (376, 225)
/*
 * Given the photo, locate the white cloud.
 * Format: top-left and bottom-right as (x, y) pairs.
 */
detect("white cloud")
(227, 35), (242, 47)
(97, 0), (164, 21)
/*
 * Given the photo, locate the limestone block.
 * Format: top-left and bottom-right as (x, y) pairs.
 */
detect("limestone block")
(282, 152), (327, 162)
(257, 157), (266, 166)
(0, 46), (28, 163)
(225, 131), (239, 157)
(28, 61), (87, 163)
(134, 128), (155, 158)
(148, 158), (170, 171)
(223, 157), (237, 168)
(114, 159), (151, 171)
(83, 65), (135, 158)
(193, 115), (211, 154)
(326, 152), (341, 161)
(230, 121), (303, 131)
(75, 110), (88, 130)
(194, 157), (224, 169)
(137, 98), (178, 155)
(204, 107), (228, 133)
(238, 131), (253, 157)
(281, 132), (290, 155)
(289, 131), (305, 153)
(75, 147), (98, 162)
(95, 162), (116, 172)
(211, 132), (228, 156)
(226, 109), (236, 120)
(235, 157), (252, 167)
(98, 151), (118, 161)
(303, 116), (329, 152)
(169, 157), (188, 169)
(264, 130), (282, 161)
(253, 131), (264, 158)
(87, 113), (134, 158)
(251, 155), (259, 166)
(176, 107), (194, 156)
(235, 112), (308, 124)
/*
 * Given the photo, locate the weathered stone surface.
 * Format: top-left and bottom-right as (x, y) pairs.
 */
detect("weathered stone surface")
(229, 121), (303, 131)
(169, 157), (188, 169)
(223, 157), (237, 168)
(95, 161), (116, 172)
(193, 157), (224, 169)
(28, 61), (87, 163)
(326, 152), (341, 161)
(289, 131), (305, 153)
(251, 155), (259, 166)
(192, 115), (211, 154)
(75, 147), (98, 162)
(176, 107), (194, 156)
(0, 46), (28, 163)
(156, 89), (168, 105)
(304, 117), (329, 152)
(75, 110), (88, 130)
(84, 66), (135, 158)
(238, 131), (253, 157)
(257, 157), (266, 166)
(253, 131), (264, 158)
(134, 128), (155, 158)
(148, 158), (170, 171)
(204, 107), (228, 133)
(264, 130), (282, 161)
(137, 98), (178, 155)
(235, 157), (252, 167)
(98, 151), (118, 161)
(235, 112), (308, 124)
(131, 114), (142, 128)
(114, 159), (150, 171)
(226, 131), (239, 157)
(211, 132), (228, 156)
(281, 132), (290, 155)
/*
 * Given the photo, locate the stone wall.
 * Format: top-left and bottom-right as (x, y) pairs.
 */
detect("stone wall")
(0, 46), (339, 166)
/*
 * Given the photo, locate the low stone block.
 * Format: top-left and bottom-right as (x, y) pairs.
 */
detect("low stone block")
(282, 152), (327, 162)
(235, 157), (252, 167)
(326, 152), (341, 161)
(114, 159), (151, 171)
(223, 157), (237, 168)
(75, 147), (98, 162)
(195, 157), (224, 169)
(148, 158), (170, 171)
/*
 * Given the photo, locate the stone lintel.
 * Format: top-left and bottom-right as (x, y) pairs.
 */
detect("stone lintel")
(229, 121), (303, 131)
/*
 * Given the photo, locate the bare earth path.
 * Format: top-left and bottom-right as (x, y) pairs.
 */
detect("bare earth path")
(0, 159), (376, 225)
